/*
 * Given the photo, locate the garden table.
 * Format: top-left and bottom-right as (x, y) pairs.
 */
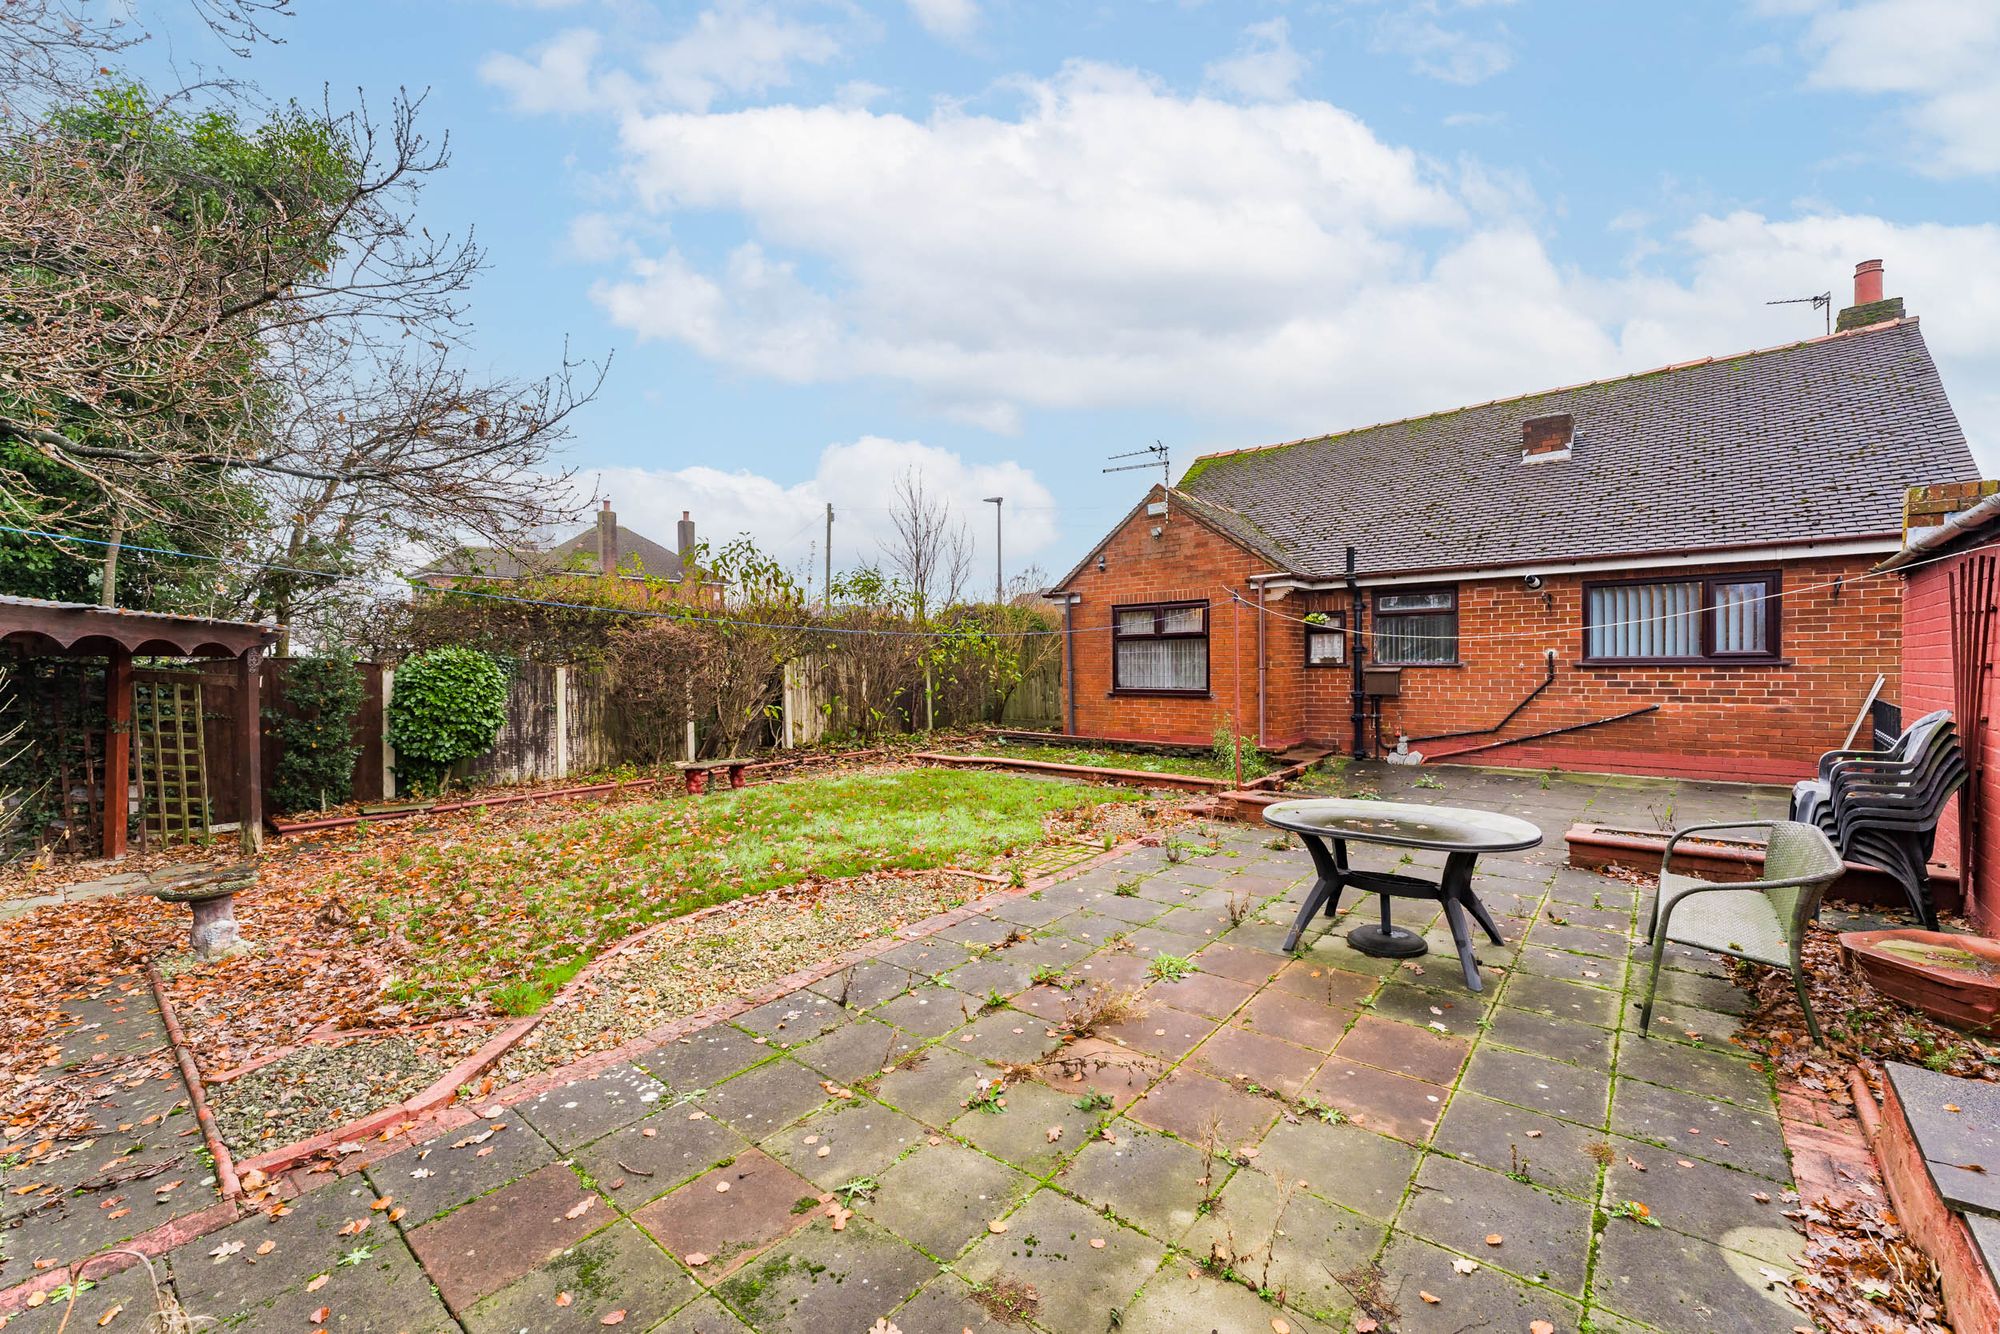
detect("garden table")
(1263, 798), (1543, 992)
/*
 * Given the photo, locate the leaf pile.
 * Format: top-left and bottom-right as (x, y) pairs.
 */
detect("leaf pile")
(1787, 1191), (1951, 1333)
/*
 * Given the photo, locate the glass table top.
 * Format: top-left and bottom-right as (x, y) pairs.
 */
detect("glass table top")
(1261, 798), (1544, 853)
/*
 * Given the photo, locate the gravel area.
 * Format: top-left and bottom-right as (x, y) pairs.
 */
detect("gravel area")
(209, 1031), (489, 1156)
(499, 870), (987, 1079)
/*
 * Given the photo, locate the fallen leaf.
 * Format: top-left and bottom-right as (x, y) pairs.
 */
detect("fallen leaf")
(1485, 1233), (1503, 1246)
(306, 1275), (329, 1292)
(1451, 1258), (1478, 1275)
(557, 1292), (573, 1308)
(1531, 1322), (1556, 1334)
(1089, 1238), (1106, 1249)
(565, 1198), (595, 1219)
(1419, 1290), (1439, 1305)
(1045, 1126), (1063, 1143)
(988, 1219), (1008, 1233)
(97, 1305), (123, 1327)
(1271, 1320), (1290, 1333)
(600, 1311), (627, 1325)
(370, 1197), (392, 1211)
(310, 1308), (330, 1323)
(255, 1240), (276, 1256)
(1354, 1320), (1379, 1333)
(685, 1252), (711, 1267)
(339, 1219), (368, 1236)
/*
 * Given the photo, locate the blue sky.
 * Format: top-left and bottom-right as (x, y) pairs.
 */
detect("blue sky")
(141, 0), (2000, 588)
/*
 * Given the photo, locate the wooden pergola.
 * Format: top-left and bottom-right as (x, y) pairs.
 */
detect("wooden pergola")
(0, 594), (280, 856)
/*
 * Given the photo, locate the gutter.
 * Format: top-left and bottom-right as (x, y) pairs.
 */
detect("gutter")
(1876, 492), (2000, 573)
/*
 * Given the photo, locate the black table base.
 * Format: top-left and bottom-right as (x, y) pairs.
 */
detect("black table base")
(1281, 835), (1505, 991)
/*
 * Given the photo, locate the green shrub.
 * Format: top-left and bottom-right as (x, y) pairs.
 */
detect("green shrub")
(268, 652), (364, 814)
(387, 648), (509, 796)
(1209, 723), (1273, 781)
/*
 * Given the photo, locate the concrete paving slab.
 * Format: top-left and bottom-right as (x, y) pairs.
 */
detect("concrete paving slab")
(1062, 1122), (1220, 1240)
(701, 1059), (837, 1139)
(462, 1218), (699, 1334)
(1121, 1266), (1336, 1333)
(628, 1148), (818, 1278)
(517, 1064), (668, 1151)
(574, 1106), (748, 1208)
(1397, 1153), (1594, 1295)
(867, 1046), (989, 1127)
(1374, 1230), (1584, 1334)
(951, 1079), (1100, 1177)
(1337, 1014), (1470, 1086)
(1431, 1090), (1605, 1201)
(956, 1188), (1167, 1334)
(860, 1140), (1035, 1260)
(637, 1026), (773, 1093)
(1885, 1062), (2000, 1217)
(364, 1110), (555, 1226)
(791, 1016), (921, 1085)
(1460, 1045), (1610, 1127)
(1254, 1116), (1420, 1222)
(764, 1099), (928, 1191)
(713, 1217), (935, 1334)
(405, 1161), (601, 1311)
(1129, 1067), (1281, 1149)
(1592, 1212), (1804, 1333)
(1609, 1078), (1789, 1178)
(1189, 1023), (1324, 1097)
(1302, 1059), (1449, 1144)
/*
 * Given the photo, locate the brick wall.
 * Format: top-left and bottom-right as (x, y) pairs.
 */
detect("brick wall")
(1057, 487), (1903, 785)
(1899, 553), (1997, 931)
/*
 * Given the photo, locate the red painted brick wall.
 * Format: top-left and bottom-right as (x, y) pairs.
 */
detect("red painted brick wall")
(1056, 488), (1902, 787)
(1899, 554), (1995, 931)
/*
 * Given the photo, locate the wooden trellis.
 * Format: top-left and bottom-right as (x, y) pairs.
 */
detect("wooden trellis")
(135, 676), (211, 843)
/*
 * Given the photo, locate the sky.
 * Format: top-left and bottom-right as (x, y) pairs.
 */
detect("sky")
(140, 0), (2000, 591)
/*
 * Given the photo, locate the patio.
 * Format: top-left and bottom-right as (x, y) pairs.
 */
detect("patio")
(6, 764), (1815, 1333)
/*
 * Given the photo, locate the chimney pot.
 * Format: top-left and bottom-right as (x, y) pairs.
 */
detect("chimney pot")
(1521, 413), (1574, 463)
(1854, 259), (1885, 306)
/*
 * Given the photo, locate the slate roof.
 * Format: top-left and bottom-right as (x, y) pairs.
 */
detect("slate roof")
(1168, 318), (1977, 581)
(417, 524), (684, 582)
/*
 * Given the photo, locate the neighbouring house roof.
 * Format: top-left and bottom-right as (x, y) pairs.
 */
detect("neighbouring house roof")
(1153, 317), (1977, 583)
(416, 524), (685, 583)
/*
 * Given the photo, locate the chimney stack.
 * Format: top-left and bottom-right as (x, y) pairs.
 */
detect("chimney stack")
(1521, 413), (1574, 464)
(596, 499), (618, 575)
(677, 510), (696, 575)
(1836, 258), (1905, 332)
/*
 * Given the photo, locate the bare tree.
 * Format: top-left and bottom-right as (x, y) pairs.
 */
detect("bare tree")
(1, 0), (291, 117)
(1, 55), (600, 626)
(881, 467), (971, 621)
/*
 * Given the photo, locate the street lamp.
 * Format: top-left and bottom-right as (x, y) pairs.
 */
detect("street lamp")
(983, 496), (1004, 604)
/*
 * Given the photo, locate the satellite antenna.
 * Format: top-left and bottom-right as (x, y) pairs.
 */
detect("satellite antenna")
(1105, 441), (1172, 518)
(1766, 291), (1833, 336)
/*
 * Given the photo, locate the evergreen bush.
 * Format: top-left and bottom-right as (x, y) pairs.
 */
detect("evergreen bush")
(388, 647), (509, 796)
(268, 652), (364, 813)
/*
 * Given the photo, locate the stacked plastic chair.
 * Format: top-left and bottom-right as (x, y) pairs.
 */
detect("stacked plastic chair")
(1788, 709), (1963, 931)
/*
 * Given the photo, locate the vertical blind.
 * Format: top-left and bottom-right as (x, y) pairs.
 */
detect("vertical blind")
(1586, 581), (1702, 658)
(1711, 580), (1771, 654)
(1373, 591), (1457, 665)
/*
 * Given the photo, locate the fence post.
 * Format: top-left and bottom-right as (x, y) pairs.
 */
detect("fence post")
(554, 664), (571, 778)
(781, 660), (795, 750)
(381, 666), (397, 799)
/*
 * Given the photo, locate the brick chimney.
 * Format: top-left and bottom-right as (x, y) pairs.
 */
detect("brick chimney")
(1905, 481), (2000, 541)
(677, 510), (697, 575)
(1836, 258), (1905, 332)
(1521, 412), (1574, 464)
(596, 499), (618, 575)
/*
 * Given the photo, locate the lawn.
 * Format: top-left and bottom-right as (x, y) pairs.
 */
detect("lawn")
(359, 769), (1132, 1014)
(971, 738), (1273, 781)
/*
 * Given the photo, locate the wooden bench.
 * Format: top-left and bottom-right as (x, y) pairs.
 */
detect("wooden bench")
(673, 757), (753, 795)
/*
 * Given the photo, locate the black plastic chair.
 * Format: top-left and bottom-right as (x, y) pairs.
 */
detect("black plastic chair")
(1795, 712), (1963, 931)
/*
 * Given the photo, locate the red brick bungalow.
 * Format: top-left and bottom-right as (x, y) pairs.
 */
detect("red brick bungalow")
(1045, 265), (1978, 785)
(1881, 482), (2000, 932)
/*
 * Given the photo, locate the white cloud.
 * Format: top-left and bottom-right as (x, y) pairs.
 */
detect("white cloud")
(1364, 1), (1516, 85)
(1781, 0), (2000, 176)
(906, 0), (979, 43)
(1203, 19), (1308, 102)
(480, 2), (839, 116)
(579, 437), (1058, 585)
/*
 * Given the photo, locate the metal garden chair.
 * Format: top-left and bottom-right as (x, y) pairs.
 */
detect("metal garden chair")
(1641, 820), (1845, 1046)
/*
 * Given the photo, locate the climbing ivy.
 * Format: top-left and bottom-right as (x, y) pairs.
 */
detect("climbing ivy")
(386, 648), (508, 796)
(267, 653), (364, 814)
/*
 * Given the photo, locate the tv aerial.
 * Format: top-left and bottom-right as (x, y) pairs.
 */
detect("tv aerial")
(1766, 291), (1833, 336)
(1105, 441), (1173, 518)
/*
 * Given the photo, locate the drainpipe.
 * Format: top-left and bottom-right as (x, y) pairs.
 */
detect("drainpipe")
(1063, 595), (1078, 736)
(1346, 547), (1366, 759)
(1255, 579), (1268, 749)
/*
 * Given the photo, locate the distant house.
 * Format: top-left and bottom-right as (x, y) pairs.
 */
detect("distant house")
(415, 502), (717, 603)
(1046, 260), (1981, 784)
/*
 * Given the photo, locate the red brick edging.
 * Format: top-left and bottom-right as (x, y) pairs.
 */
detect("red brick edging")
(1861, 1063), (2000, 1331)
(143, 960), (241, 1199)
(244, 841), (1146, 1187)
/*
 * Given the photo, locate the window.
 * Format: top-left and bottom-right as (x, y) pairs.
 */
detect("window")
(1372, 588), (1457, 665)
(1584, 573), (1779, 662)
(1304, 614), (1346, 667)
(1113, 601), (1209, 693)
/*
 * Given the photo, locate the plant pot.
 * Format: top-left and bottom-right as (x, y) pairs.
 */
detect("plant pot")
(1839, 929), (2000, 1036)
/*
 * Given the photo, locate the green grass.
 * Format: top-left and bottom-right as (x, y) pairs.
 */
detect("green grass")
(973, 740), (1245, 781)
(362, 769), (1132, 1015)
